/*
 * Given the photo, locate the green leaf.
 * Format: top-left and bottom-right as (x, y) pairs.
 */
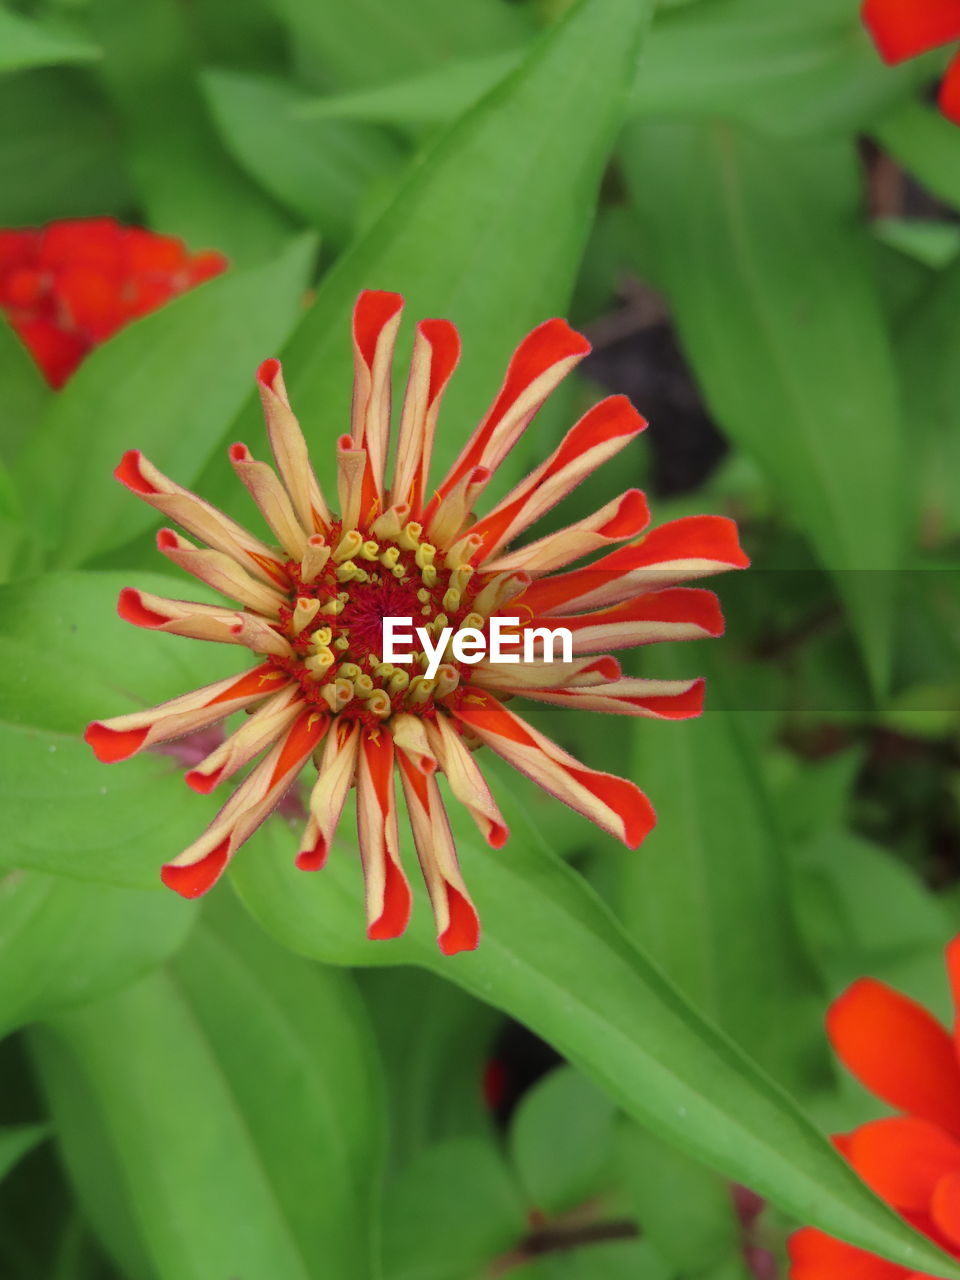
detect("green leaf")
(622, 656), (825, 1090)
(382, 1137), (525, 1280)
(201, 68), (403, 246)
(509, 1066), (617, 1216)
(0, 70), (133, 225)
(512, 1240), (672, 1280)
(0, 570), (244, 888)
(15, 236), (314, 569)
(271, 0), (534, 91)
(231, 802), (960, 1277)
(89, 0), (294, 263)
(0, 10), (99, 72)
(359, 967), (500, 1162)
(620, 1124), (749, 1278)
(33, 898), (383, 1280)
(631, 0), (926, 137)
(0, 318), (49, 467)
(203, 0), (652, 513)
(622, 123), (904, 693)
(0, 870), (194, 1038)
(872, 100), (960, 214)
(0, 1125), (49, 1183)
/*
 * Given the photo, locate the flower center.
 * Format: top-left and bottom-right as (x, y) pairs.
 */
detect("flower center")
(269, 519), (488, 724)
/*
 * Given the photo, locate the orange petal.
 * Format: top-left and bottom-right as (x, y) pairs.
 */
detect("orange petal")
(788, 1227), (909, 1279)
(846, 1117), (960, 1212)
(828, 979), (960, 1138)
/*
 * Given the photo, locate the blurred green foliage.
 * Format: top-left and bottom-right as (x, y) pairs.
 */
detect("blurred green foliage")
(1, 0), (959, 1277)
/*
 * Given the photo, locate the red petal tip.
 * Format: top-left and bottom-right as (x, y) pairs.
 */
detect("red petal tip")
(438, 886), (481, 956)
(117, 587), (167, 629)
(114, 450), (157, 495)
(160, 839), (230, 898)
(84, 721), (149, 763)
(156, 528), (178, 550)
(295, 842), (330, 871)
(184, 766), (223, 795)
(256, 357), (281, 387)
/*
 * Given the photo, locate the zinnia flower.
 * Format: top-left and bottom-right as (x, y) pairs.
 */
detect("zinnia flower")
(862, 0), (960, 124)
(790, 939), (960, 1278)
(84, 290), (747, 954)
(0, 218), (227, 388)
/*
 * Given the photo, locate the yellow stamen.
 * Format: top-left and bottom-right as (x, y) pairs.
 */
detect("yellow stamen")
(398, 521), (422, 550)
(332, 530), (363, 564)
(414, 543), (435, 569)
(359, 540), (380, 562)
(441, 588), (461, 614)
(292, 597), (320, 634)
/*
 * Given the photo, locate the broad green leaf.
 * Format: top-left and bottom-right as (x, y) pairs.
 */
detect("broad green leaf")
(0, 318), (49, 466)
(359, 967), (500, 1162)
(15, 235), (314, 569)
(508, 1066), (617, 1216)
(0, 11), (99, 72)
(793, 827), (954, 1014)
(632, 0), (927, 137)
(89, 0), (294, 263)
(620, 1124), (749, 1278)
(296, 49), (524, 127)
(0, 1125), (48, 1183)
(873, 100), (960, 214)
(622, 123), (904, 692)
(231, 806), (960, 1277)
(382, 1137), (525, 1280)
(202, 0), (652, 511)
(201, 68), (403, 246)
(33, 900), (383, 1280)
(899, 260), (960, 540)
(0, 70), (133, 225)
(0, 570), (244, 888)
(272, 0), (534, 91)
(623, 656), (825, 1090)
(0, 870), (194, 1038)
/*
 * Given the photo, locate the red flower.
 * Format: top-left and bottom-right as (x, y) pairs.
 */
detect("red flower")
(862, 0), (960, 124)
(0, 218), (227, 388)
(85, 290), (748, 955)
(790, 939), (960, 1278)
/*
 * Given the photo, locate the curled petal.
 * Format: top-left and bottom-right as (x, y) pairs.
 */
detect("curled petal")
(517, 515), (748, 615)
(161, 708), (329, 897)
(298, 719), (361, 870)
(398, 753), (480, 956)
(392, 318), (460, 513)
(545, 588), (724, 655)
(115, 449), (288, 588)
(229, 442), (309, 559)
(471, 653), (621, 691)
(356, 730), (412, 940)
(426, 715), (508, 849)
(256, 358), (331, 530)
(485, 490), (651, 575)
(511, 676), (706, 719)
(156, 528), (285, 616)
(426, 464), (491, 549)
(862, 0), (960, 63)
(84, 663), (289, 763)
(390, 713), (438, 775)
(230, 613), (294, 659)
(118, 586), (256, 645)
(185, 684), (304, 793)
(337, 434), (368, 531)
(827, 978), (960, 1139)
(430, 317), (591, 513)
(451, 690), (655, 848)
(351, 289), (404, 501)
(469, 395), (647, 558)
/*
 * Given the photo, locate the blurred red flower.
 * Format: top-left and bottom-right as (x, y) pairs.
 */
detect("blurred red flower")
(0, 218), (227, 388)
(790, 939), (960, 1278)
(862, 0), (960, 123)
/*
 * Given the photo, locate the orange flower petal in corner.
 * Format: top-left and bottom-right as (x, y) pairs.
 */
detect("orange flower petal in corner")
(86, 290), (748, 954)
(789, 942), (960, 1277)
(862, 0), (960, 125)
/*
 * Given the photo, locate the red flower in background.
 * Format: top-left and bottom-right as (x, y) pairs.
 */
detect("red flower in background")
(862, 0), (960, 123)
(790, 939), (960, 1278)
(85, 290), (748, 954)
(0, 218), (227, 388)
